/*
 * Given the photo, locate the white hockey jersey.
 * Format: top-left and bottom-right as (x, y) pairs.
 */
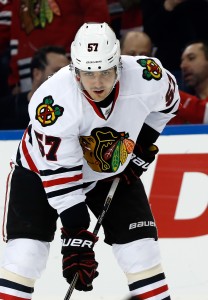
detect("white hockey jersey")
(12, 55), (180, 215)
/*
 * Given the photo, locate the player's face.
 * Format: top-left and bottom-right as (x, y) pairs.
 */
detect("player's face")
(180, 43), (208, 88)
(78, 68), (117, 101)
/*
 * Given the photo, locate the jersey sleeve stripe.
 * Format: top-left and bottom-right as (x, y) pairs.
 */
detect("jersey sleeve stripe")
(159, 99), (179, 114)
(16, 144), (23, 167)
(47, 183), (83, 199)
(0, 11), (12, 26)
(39, 165), (82, 176)
(21, 128), (39, 174)
(83, 181), (96, 188)
(42, 174), (82, 188)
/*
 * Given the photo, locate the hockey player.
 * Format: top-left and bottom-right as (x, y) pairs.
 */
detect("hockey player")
(0, 22), (180, 299)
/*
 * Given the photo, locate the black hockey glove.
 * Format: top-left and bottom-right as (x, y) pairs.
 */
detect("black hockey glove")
(120, 143), (159, 184)
(61, 228), (99, 291)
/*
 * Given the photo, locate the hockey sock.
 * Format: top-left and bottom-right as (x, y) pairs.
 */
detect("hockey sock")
(128, 266), (171, 300)
(0, 268), (35, 299)
(129, 272), (171, 299)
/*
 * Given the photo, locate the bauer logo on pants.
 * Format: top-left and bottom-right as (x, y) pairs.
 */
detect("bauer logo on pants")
(35, 95), (64, 127)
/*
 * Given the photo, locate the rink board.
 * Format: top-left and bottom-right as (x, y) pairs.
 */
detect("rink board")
(0, 125), (207, 300)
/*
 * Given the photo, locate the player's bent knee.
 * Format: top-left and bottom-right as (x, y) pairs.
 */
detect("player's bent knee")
(112, 238), (162, 276)
(1, 238), (50, 279)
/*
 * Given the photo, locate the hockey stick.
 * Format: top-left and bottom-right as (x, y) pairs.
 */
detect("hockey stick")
(63, 177), (120, 300)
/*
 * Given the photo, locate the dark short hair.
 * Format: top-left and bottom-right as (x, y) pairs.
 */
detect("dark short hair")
(30, 45), (67, 77)
(184, 39), (208, 60)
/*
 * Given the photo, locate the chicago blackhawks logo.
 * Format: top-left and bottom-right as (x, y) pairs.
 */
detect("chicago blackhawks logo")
(36, 96), (64, 127)
(80, 127), (135, 173)
(137, 58), (162, 80)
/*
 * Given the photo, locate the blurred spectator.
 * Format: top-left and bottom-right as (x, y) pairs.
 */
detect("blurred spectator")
(169, 40), (208, 124)
(0, 0), (11, 97)
(0, 48), (10, 97)
(119, 0), (143, 35)
(0, 0), (110, 95)
(107, 0), (124, 38)
(141, 0), (208, 89)
(120, 31), (153, 56)
(180, 40), (208, 98)
(0, 1), (11, 55)
(0, 45), (69, 130)
(107, 0), (143, 39)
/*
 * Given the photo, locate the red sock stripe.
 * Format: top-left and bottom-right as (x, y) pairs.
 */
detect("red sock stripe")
(0, 292), (30, 300)
(136, 284), (169, 299)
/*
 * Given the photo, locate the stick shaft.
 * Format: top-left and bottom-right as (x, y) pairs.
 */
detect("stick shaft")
(64, 177), (120, 300)
(93, 177), (119, 235)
